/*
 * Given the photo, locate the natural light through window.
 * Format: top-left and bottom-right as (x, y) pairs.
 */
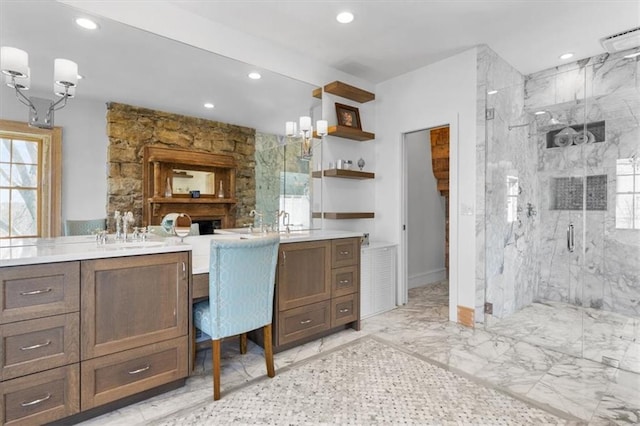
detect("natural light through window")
(0, 137), (41, 238)
(616, 157), (640, 229)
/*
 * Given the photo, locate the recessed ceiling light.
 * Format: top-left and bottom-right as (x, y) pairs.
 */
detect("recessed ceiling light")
(624, 51), (640, 59)
(487, 90), (498, 95)
(76, 18), (98, 30)
(559, 52), (574, 60)
(534, 110), (547, 115)
(248, 72), (261, 80)
(336, 12), (354, 24)
(77, 74), (84, 80)
(204, 103), (214, 109)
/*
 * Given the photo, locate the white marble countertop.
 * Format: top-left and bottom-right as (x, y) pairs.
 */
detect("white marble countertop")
(188, 229), (364, 274)
(0, 229), (363, 272)
(0, 235), (191, 267)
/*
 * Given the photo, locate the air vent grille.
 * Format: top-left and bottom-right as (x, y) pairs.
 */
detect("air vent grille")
(600, 27), (640, 53)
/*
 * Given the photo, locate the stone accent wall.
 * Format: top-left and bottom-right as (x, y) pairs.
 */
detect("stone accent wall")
(106, 102), (256, 229)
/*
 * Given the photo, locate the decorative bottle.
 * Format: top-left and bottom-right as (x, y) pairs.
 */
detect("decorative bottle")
(218, 180), (225, 198)
(165, 177), (172, 198)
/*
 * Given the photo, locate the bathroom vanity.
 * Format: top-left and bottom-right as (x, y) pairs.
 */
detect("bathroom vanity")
(190, 230), (362, 353)
(0, 230), (361, 425)
(0, 239), (190, 425)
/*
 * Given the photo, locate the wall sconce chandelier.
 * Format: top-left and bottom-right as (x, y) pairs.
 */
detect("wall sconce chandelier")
(1, 46), (79, 129)
(286, 116), (328, 159)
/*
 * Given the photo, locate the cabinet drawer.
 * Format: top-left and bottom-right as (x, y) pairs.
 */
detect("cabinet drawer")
(81, 336), (188, 410)
(192, 273), (209, 299)
(0, 364), (79, 426)
(331, 265), (358, 298)
(0, 262), (79, 324)
(331, 294), (358, 327)
(332, 238), (360, 268)
(1, 313), (79, 381)
(278, 301), (331, 346)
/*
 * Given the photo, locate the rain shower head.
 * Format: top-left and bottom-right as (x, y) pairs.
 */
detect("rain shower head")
(508, 110), (563, 130)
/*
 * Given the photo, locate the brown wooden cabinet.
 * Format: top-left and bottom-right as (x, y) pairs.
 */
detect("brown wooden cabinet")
(0, 251), (190, 424)
(80, 252), (189, 409)
(273, 237), (360, 351)
(0, 262), (81, 425)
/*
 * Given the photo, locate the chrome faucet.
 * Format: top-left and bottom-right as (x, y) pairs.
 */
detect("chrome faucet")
(114, 210), (122, 240)
(122, 211), (134, 241)
(276, 210), (290, 234)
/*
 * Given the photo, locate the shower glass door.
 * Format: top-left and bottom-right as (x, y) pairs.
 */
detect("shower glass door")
(481, 50), (639, 373)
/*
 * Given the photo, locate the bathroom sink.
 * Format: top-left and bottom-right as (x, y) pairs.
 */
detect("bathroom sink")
(101, 241), (165, 250)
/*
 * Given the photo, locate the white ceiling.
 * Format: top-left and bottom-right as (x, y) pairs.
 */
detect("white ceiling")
(1, 1), (638, 133)
(169, 0), (640, 83)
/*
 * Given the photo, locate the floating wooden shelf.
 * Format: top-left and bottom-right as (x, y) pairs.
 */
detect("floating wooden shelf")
(324, 81), (375, 103)
(322, 212), (375, 220)
(323, 169), (375, 179)
(312, 212), (322, 219)
(312, 87), (322, 99)
(328, 125), (375, 141)
(311, 171), (323, 178)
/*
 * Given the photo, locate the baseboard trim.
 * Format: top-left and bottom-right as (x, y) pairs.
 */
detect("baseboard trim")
(457, 305), (475, 328)
(408, 268), (447, 289)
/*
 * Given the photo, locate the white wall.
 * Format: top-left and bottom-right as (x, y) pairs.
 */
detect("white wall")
(374, 48), (478, 321)
(405, 129), (446, 288)
(1, 89), (109, 222)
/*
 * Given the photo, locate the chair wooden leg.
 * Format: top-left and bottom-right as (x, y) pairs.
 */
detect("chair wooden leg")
(212, 339), (221, 400)
(263, 324), (275, 378)
(239, 333), (247, 355)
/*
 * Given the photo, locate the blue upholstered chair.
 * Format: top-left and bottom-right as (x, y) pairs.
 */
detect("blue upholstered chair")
(63, 218), (106, 236)
(193, 235), (280, 400)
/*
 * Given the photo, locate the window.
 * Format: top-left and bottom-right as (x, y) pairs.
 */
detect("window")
(616, 157), (640, 229)
(506, 175), (519, 223)
(0, 120), (62, 238)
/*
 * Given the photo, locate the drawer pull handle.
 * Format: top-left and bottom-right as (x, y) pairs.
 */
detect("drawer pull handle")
(21, 393), (51, 407)
(128, 365), (151, 375)
(20, 288), (52, 296)
(339, 279), (350, 284)
(20, 340), (52, 351)
(339, 251), (349, 255)
(300, 319), (312, 325)
(339, 308), (350, 313)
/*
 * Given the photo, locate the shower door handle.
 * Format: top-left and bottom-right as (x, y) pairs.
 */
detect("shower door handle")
(567, 223), (575, 252)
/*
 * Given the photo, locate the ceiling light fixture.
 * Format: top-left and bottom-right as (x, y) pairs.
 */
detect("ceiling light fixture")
(336, 12), (354, 24)
(248, 72), (261, 80)
(204, 103), (214, 109)
(286, 117), (328, 159)
(1, 46), (78, 128)
(559, 52), (574, 60)
(487, 90), (498, 95)
(75, 17), (98, 30)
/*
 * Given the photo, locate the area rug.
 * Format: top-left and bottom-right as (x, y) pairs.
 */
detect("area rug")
(154, 336), (573, 425)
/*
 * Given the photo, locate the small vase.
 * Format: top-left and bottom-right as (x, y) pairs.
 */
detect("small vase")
(217, 180), (225, 198)
(164, 177), (172, 198)
(357, 158), (365, 171)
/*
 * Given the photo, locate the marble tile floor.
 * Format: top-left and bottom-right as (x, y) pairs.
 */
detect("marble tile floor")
(484, 300), (640, 374)
(80, 281), (639, 425)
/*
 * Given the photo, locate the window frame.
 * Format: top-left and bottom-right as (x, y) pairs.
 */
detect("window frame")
(0, 119), (62, 237)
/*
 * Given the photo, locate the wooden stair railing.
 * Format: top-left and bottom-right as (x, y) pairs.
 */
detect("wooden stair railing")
(429, 126), (450, 276)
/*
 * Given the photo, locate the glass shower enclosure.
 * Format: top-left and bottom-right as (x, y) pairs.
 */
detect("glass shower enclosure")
(480, 47), (639, 373)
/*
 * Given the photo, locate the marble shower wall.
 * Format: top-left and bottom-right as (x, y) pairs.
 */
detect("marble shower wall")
(525, 50), (640, 317)
(255, 133), (311, 228)
(477, 46), (541, 321)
